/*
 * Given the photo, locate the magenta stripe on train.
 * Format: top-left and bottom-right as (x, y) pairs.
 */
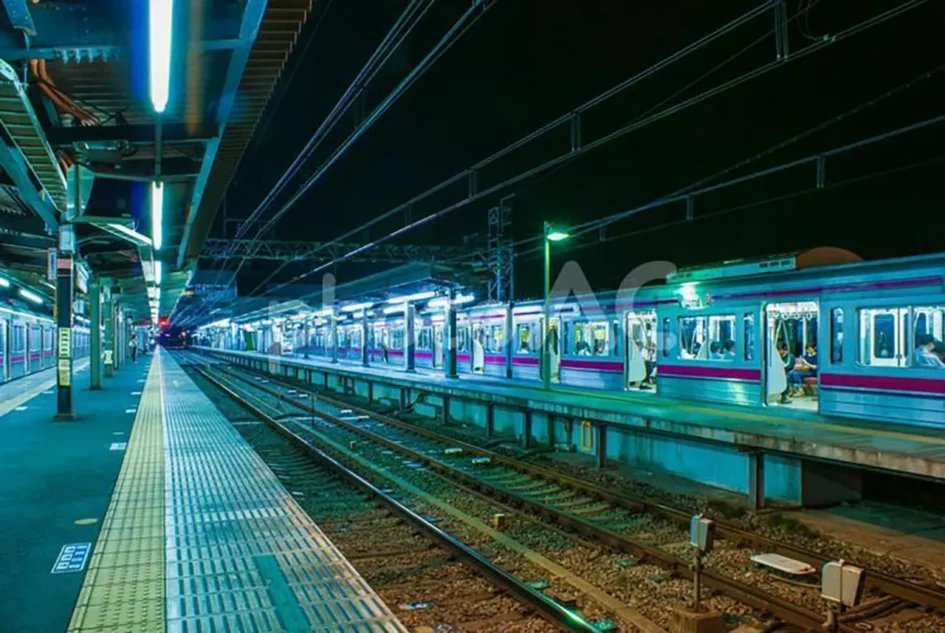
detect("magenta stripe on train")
(658, 364), (761, 381)
(821, 373), (945, 395)
(560, 358), (623, 373)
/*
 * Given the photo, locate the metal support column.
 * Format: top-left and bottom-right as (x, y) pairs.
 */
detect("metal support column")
(115, 307), (123, 370)
(330, 309), (338, 364)
(521, 410), (532, 448)
(504, 304), (514, 379)
(89, 277), (102, 390)
(405, 302), (416, 372)
(302, 322), (309, 359)
(593, 423), (607, 470)
(54, 226), (76, 421)
(748, 452), (765, 510)
(445, 295), (458, 378)
(103, 281), (115, 377)
(361, 315), (369, 367)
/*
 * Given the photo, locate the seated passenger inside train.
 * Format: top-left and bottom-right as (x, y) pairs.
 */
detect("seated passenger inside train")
(787, 343), (818, 396)
(574, 328), (591, 355)
(913, 334), (945, 367)
(709, 341), (722, 359)
(722, 340), (735, 360)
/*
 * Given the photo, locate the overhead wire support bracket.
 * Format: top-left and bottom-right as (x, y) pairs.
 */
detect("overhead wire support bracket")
(686, 196), (695, 221)
(570, 112), (582, 152)
(816, 155), (826, 189)
(468, 169), (478, 198)
(774, 0), (790, 61)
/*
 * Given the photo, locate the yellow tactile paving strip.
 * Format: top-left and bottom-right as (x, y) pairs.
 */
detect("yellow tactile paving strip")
(67, 353), (165, 633)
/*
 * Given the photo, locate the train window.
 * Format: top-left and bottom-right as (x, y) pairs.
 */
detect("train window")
(516, 323), (537, 354)
(743, 313), (755, 361)
(830, 308), (844, 364)
(912, 306), (945, 368)
(857, 307), (908, 367)
(488, 325), (504, 353)
(391, 328), (405, 350)
(458, 327), (469, 352)
(678, 315), (736, 361)
(572, 321), (609, 356)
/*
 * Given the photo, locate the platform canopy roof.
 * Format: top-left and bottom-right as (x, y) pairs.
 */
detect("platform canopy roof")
(0, 0), (313, 322)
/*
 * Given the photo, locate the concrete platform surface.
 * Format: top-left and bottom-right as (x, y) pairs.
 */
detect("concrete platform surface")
(0, 357), (146, 633)
(68, 349), (406, 632)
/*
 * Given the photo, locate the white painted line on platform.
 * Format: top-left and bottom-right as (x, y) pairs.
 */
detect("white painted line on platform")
(125, 408), (137, 414)
(113, 431), (125, 435)
(42, 390), (54, 395)
(137, 379), (145, 383)
(15, 406), (27, 411)
(131, 391), (142, 396)
(109, 443), (127, 451)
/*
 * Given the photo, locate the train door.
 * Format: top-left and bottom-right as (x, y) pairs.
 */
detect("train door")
(471, 322), (484, 374)
(540, 317), (561, 383)
(432, 323), (443, 369)
(764, 301), (819, 409)
(625, 311), (656, 391)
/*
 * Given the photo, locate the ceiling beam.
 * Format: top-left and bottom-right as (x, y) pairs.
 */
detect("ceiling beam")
(45, 123), (217, 147)
(1, 0), (36, 36)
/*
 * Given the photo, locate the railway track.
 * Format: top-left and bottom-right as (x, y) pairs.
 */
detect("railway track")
(184, 362), (607, 632)
(179, 350), (945, 632)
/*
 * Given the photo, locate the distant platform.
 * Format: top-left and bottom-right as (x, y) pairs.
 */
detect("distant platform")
(195, 347), (945, 507)
(68, 349), (404, 632)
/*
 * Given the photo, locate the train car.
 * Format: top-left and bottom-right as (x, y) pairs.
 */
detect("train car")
(199, 248), (945, 429)
(0, 305), (90, 384)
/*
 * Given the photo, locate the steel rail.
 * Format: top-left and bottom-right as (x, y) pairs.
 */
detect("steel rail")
(212, 358), (945, 616)
(191, 363), (602, 633)
(209, 362), (855, 632)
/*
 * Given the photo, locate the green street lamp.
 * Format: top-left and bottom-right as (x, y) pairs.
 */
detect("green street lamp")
(543, 222), (569, 390)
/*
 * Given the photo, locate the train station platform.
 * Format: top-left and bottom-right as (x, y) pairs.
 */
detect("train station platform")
(0, 356), (142, 633)
(66, 348), (403, 632)
(197, 347), (945, 508)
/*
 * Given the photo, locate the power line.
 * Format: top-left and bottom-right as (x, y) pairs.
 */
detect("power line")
(257, 0), (929, 300)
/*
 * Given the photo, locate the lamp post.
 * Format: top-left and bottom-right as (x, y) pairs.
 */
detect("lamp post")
(542, 222), (569, 390)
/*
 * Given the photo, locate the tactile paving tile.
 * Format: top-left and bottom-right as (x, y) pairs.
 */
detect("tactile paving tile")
(160, 350), (406, 632)
(68, 355), (166, 633)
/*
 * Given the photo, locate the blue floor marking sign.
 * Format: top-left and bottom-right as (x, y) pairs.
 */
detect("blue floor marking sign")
(51, 543), (91, 574)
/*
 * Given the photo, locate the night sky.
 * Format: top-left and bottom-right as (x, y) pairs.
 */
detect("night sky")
(213, 0), (945, 300)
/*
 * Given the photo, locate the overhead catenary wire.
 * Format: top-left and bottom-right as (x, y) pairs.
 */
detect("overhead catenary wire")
(243, 1), (783, 297)
(180, 0), (495, 325)
(198, 0), (441, 309)
(255, 0), (929, 303)
(232, 0), (435, 243)
(530, 153), (945, 263)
